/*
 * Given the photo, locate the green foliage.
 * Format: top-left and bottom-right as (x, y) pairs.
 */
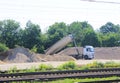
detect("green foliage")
(101, 33), (119, 47)
(8, 66), (17, 73)
(0, 19), (120, 52)
(3, 61), (120, 74)
(46, 22), (68, 48)
(68, 21), (93, 46)
(104, 61), (120, 68)
(22, 21), (42, 49)
(27, 66), (36, 72)
(0, 19), (20, 48)
(43, 76), (120, 83)
(82, 61), (120, 69)
(100, 22), (120, 34)
(81, 28), (101, 47)
(38, 64), (54, 71)
(31, 45), (37, 53)
(86, 61), (104, 68)
(57, 61), (77, 70)
(0, 43), (9, 52)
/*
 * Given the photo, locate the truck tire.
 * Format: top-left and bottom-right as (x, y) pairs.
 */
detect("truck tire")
(84, 55), (88, 60)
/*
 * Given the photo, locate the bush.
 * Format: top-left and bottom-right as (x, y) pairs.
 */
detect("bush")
(31, 45), (37, 53)
(0, 43), (9, 52)
(86, 61), (104, 68)
(57, 61), (77, 70)
(104, 61), (120, 68)
(82, 61), (120, 69)
(38, 64), (53, 71)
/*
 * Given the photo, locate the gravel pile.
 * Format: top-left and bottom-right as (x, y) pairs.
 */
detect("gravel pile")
(58, 47), (120, 60)
(95, 47), (120, 59)
(3, 47), (44, 63)
(0, 47), (76, 63)
(1, 46), (119, 63)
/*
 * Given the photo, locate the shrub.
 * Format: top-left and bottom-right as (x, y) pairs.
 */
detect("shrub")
(38, 64), (53, 71)
(8, 66), (17, 73)
(31, 45), (37, 53)
(86, 61), (104, 68)
(104, 61), (120, 68)
(57, 61), (77, 70)
(0, 43), (9, 52)
(80, 65), (90, 70)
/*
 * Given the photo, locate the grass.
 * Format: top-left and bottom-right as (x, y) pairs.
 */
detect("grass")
(81, 61), (120, 69)
(25, 76), (120, 83)
(2, 61), (120, 83)
(50, 76), (120, 83)
(57, 61), (78, 70)
(10, 76), (120, 83)
(3, 61), (120, 73)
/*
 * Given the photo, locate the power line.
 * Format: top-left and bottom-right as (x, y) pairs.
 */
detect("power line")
(81, 0), (120, 4)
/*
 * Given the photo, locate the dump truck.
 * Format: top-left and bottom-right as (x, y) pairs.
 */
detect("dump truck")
(45, 34), (94, 59)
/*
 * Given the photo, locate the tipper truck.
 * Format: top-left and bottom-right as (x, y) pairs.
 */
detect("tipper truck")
(45, 34), (94, 59)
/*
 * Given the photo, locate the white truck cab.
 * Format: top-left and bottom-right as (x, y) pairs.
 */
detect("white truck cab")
(83, 45), (94, 59)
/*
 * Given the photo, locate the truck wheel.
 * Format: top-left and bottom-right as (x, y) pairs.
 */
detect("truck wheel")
(84, 55), (88, 60)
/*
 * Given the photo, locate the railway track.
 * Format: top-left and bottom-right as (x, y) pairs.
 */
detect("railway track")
(0, 68), (120, 82)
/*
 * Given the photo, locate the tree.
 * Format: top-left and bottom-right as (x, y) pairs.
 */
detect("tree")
(46, 22), (68, 48)
(21, 21), (44, 52)
(68, 21), (93, 46)
(0, 19), (20, 48)
(100, 22), (120, 34)
(101, 33), (119, 47)
(81, 28), (101, 47)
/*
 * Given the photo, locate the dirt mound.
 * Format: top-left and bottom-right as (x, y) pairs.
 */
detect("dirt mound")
(0, 46), (120, 63)
(0, 47), (76, 63)
(58, 47), (120, 60)
(1, 47), (45, 63)
(95, 47), (120, 59)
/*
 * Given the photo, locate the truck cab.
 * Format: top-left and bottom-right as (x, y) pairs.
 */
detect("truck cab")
(83, 45), (94, 59)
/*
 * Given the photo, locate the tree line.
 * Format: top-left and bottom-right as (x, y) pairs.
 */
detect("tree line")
(0, 19), (120, 53)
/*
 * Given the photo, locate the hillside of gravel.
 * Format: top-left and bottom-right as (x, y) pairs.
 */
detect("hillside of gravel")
(0, 46), (120, 63)
(0, 47), (76, 63)
(95, 47), (120, 59)
(58, 47), (120, 60)
(0, 47), (44, 63)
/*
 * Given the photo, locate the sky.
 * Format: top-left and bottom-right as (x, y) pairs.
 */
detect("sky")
(0, 0), (120, 32)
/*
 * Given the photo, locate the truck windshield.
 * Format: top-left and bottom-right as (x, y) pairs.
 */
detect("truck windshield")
(90, 48), (94, 52)
(87, 48), (94, 52)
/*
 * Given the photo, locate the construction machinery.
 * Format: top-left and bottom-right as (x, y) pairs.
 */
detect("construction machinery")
(45, 34), (94, 59)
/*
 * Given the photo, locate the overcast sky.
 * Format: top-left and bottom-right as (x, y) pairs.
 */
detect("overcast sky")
(0, 0), (120, 32)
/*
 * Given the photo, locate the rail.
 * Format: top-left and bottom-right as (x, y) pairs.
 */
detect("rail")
(0, 68), (120, 82)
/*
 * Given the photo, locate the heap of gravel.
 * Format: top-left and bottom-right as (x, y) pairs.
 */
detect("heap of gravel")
(95, 47), (120, 59)
(0, 47), (76, 63)
(3, 47), (45, 63)
(0, 46), (120, 63)
(58, 47), (120, 60)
